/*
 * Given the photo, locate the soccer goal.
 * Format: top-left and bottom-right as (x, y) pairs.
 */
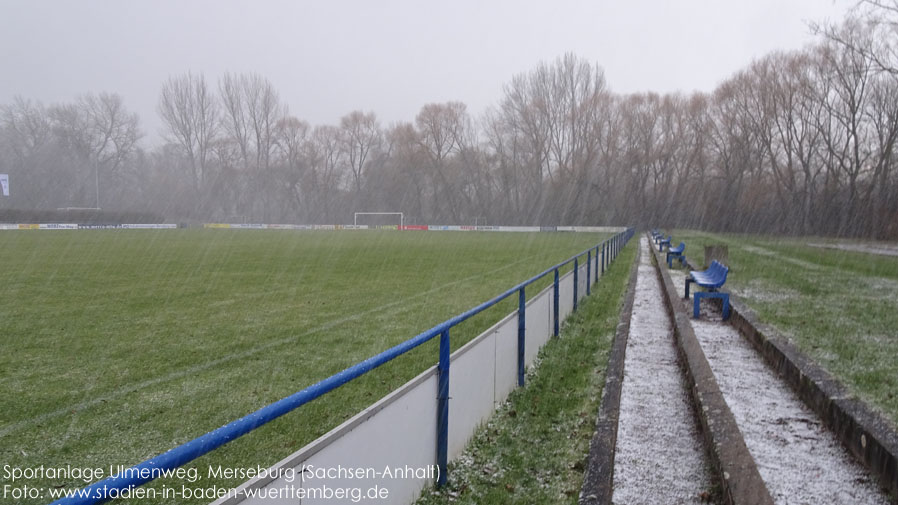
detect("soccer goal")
(353, 212), (404, 228)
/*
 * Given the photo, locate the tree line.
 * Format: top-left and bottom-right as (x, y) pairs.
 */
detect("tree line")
(2, 3), (897, 237)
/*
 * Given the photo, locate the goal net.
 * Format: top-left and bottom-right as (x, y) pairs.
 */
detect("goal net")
(353, 212), (404, 229)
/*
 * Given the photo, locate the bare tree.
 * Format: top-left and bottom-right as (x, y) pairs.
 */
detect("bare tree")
(415, 101), (472, 222)
(1, 96), (52, 161)
(0, 97), (54, 206)
(158, 72), (217, 196)
(274, 114), (311, 218)
(862, 73), (898, 236)
(817, 23), (876, 234)
(307, 125), (345, 222)
(752, 51), (829, 234)
(219, 73), (250, 170)
(817, 2), (898, 76)
(340, 110), (381, 196)
(383, 122), (429, 221)
(50, 92), (141, 208)
(245, 75), (282, 174)
(217, 72), (284, 220)
(488, 54), (609, 224)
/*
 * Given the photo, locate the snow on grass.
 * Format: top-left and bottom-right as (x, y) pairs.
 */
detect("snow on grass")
(807, 242), (898, 257)
(742, 245), (821, 270)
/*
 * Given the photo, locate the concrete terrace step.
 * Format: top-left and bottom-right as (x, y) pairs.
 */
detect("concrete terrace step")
(650, 236), (892, 505)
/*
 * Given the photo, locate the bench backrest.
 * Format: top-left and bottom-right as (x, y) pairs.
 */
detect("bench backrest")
(671, 242), (685, 254)
(708, 260), (729, 285)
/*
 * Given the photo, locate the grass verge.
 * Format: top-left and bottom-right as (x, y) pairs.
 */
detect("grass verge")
(416, 239), (636, 505)
(666, 230), (898, 427)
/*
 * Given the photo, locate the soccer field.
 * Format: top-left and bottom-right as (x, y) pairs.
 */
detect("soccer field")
(0, 229), (607, 503)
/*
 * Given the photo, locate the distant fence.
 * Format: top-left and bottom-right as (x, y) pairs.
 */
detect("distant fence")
(1, 223), (626, 233)
(49, 228), (635, 505)
(0, 223), (178, 230)
(201, 224), (627, 233)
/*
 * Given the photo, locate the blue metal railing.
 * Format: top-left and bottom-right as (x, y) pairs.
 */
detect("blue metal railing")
(50, 227), (635, 505)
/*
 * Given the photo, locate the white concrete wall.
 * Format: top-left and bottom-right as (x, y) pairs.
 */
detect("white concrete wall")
(301, 374), (438, 505)
(559, 271), (575, 322)
(448, 332), (497, 460)
(493, 312), (519, 409)
(218, 369), (439, 505)
(577, 263), (589, 303)
(214, 264), (601, 505)
(524, 286), (552, 366)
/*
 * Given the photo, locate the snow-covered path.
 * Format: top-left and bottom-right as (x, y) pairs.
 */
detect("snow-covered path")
(612, 238), (714, 504)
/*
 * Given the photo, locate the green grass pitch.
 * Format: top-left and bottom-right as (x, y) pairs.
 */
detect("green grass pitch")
(0, 229), (608, 503)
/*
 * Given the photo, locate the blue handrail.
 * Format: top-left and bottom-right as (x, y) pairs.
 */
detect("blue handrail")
(50, 227), (634, 505)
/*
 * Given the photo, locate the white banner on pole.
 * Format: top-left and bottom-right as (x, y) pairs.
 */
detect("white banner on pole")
(0, 174), (8, 196)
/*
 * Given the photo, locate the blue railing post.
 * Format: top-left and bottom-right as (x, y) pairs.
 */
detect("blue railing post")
(573, 257), (579, 311)
(517, 287), (526, 386)
(553, 268), (559, 337)
(594, 246), (599, 283)
(437, 329), (450, 487)
(601, 242), (605, 275)
(605, 238), (611, 270)
(586, 250), (591, 296)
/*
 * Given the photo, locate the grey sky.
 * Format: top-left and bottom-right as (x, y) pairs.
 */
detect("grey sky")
(1, 0), (852, 145)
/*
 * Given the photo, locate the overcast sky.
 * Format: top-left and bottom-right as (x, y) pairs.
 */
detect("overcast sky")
(1, 0), (852, 145)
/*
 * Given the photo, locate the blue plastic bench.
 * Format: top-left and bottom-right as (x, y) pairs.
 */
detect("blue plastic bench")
(685, 260), (730, 320)
(666, 242), (685, 267)
(658, 235), (671, 252)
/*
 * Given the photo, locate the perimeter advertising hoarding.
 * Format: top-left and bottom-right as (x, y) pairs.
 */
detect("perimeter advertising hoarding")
(121, 224), (178, 229)
(38, 223), (78, 229)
